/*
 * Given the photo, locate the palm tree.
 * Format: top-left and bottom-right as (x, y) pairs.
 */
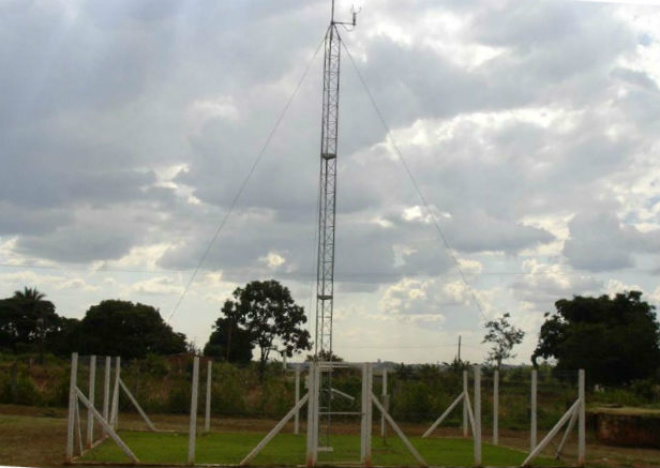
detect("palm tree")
(12, 287), (56, 362)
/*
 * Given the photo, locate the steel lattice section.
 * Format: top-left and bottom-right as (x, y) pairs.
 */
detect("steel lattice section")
(315, 24), (341, 358)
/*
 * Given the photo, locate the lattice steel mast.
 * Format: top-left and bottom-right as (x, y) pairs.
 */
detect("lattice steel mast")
(315, 1), (356, 359)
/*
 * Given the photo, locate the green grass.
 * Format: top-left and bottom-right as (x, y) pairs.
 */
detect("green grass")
(82, 431), (562, 466)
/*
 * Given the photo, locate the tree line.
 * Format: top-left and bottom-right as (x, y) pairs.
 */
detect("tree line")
(1, 282), (659, 387)
(0, 280), (311, 380)
(0, 287), (187, 361)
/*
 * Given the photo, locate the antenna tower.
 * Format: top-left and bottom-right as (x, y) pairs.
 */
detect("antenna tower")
(312, 1), (357, 449)
(315, 1), (356, 360)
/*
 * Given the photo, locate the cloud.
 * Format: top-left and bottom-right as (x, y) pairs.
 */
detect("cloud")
(563, 211), (660, 271)
(512, 259), (603, 307)
(128, 276), (184, 296)
(1, 0), (660, 363)
(379, 277), (480, 329)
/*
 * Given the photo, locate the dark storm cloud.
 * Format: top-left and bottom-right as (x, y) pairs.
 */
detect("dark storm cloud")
(0, 203), (72, 236)
(443, 210), (555, 254)
(564, 211), (660, 272)
(16, 224), (137, 263)
(159, 0), (642, 278)
(0, 0), (656, 291)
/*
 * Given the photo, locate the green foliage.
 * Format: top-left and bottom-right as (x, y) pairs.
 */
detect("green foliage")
(0, 288), (62, 359)
(78, 300), (187, 359)
(203, 317), (253, 364)
(141, 353), (170, 377)
(0, 363), (42, 406)
(210, 362), (247, 415)
(391, 380), (434, 422)
(443, 357), (472, 374)
(213, 280), (312, 380)
(533, 291), (660, 385)
(483, 312), (525, 369)
(394, 362), (414, 380)
(306, 349), (344, 362)
(166, 379), (192, 414)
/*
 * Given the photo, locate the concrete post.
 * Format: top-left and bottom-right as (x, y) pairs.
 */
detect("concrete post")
(361, 363), (372, 466)
(102, 356), (111, 434)
(381, 368), (388, 438)
(294, 366), (301, 434)
(493, 369), (499, 445)
(66, 352), (78, 463)
(531, 369), (538, 451)
(306, 363), (319, 467)
(473, 365), (482, 467)
(463, 370), (469, 437)
(86, 355), (96, 448)
(578, 369), (585, 466)
(110, 357), (121, 429)
(188, 356), (200, 465)
(205, 360), (212, 433)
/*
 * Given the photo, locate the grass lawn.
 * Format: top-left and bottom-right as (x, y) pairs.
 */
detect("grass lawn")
(81, 430), (562, 466)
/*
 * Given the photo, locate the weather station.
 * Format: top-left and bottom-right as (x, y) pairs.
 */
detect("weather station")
(312, 0), (360, 456)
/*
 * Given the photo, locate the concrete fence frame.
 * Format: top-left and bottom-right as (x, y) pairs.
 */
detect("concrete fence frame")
(65, 352), (161, 464)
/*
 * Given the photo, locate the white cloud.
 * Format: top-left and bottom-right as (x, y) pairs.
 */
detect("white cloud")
(57, 278), (100, 292)
(185, 96), (240, 135)
(259, 251), (286, 270)
(128, 276), (184, 296)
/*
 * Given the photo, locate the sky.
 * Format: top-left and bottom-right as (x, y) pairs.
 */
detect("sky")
(2, 0), (660, 365)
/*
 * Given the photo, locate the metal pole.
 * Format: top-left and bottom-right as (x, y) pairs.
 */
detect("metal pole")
(578, 369), (585, 466)
(102, 356), (111, 433)
(463, 370), (469, 437)
(493, 369), (499, 445)
(66, 352), (78, 463)
(188, 356), (200, 465)
(531, 369), (538, 450)
(474, 365), (482, 467)
(86, 355), (96, 448)
(294, 366), (301, 434)
(205, 360), (212, 433)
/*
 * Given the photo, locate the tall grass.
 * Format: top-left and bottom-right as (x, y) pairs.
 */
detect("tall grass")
(1, 352), (659, 427)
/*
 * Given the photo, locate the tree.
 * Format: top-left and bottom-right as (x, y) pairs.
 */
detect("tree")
(46, 317), (81, 356)
(79, 300), (187, 359)
(203, 317), (254, 364)
(443, 356), (472, 374)
(0, 287), (60, 360)
(218, 280), (311, 379)
(532, 291), (660, 385)
(482, 312), (525, 369)
(306, 349), (344, 362)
